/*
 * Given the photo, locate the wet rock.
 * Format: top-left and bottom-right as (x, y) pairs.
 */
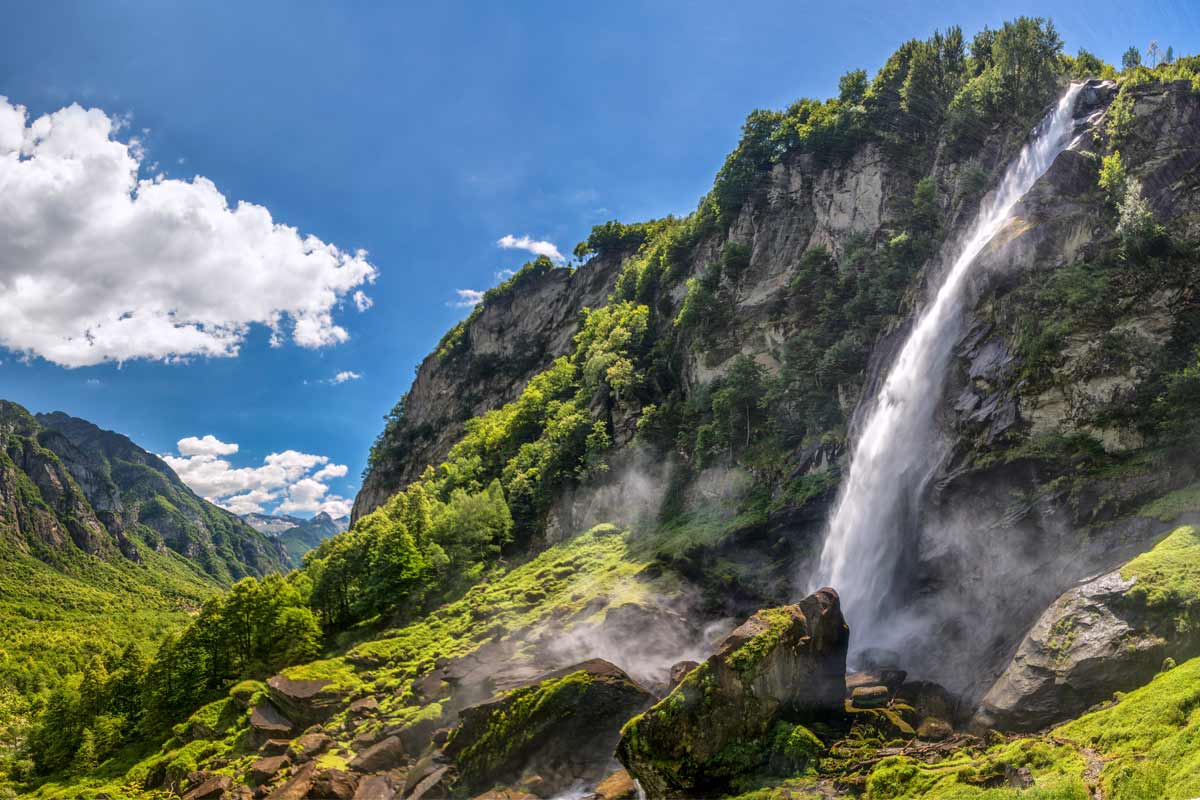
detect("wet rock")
(349, 735), (407, 773)
(856, 647), (901, 671)
(850, 685), (890, 709)
(587, 769), (639, 800)
(916, 717), (953, 741)
(472, 791), (540, 800)
(446, 659), (654, 798)
(183, 775), (232, 800)
(406, 764), (453, 800)
(846, 668), (906, 693)
(617, 589), (848, 798)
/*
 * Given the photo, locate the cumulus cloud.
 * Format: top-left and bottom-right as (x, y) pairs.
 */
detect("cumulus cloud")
(353, 290), (373, 312)
(452, 288), (484, 308)
(497, 234), (564, 262)
(0, 97), (377, 367)
(162, 438), (352, 517)
(329, 370), (361, 384)
(177, 434), (239, 457)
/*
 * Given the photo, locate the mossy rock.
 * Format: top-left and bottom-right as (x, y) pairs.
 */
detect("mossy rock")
(617, 589), (847, 798)
(445, 658), (654, 797)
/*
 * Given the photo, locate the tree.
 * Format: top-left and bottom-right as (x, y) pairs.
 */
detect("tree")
(838, 69), (868, 104)
(1148, 40), (1160, 67)
(1122, 46), (1142, 71)
(72, 729), (97, 773)
(1165, 45), (1174, 64)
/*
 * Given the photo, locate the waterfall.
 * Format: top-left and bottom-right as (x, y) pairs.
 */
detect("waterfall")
(815, 83), (1086, 649)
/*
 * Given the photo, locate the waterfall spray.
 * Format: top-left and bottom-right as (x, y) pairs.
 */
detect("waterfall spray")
(815, 83), (1087, 650)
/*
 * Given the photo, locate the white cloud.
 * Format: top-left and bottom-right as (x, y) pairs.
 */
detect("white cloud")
(163, 438), (352, 517)
(495, 268), (516, 281)
(177, 434), (239, 457)
(353, 290), (373, 312)
(452, 289), (484, 308)
(497, 234), (564, 263)
(329, 370), (361, 384)
(312, 463), (348, 481)
(0, 97), (378, 367)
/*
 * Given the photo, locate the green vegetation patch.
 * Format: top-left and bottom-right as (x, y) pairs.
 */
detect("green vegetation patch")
(1120, 525), (1200, 611)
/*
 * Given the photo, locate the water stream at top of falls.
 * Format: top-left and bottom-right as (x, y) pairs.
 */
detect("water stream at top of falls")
(814, 83), (1087, 651)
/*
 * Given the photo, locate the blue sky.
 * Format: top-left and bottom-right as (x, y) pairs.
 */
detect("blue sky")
(1, 0), (1196, 517)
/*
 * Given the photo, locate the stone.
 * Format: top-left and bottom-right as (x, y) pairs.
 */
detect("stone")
(250, 755), (289, 786)
(446, 659), (654, 798)
(406, 765), (452, 800)
(973, 558), (1196, 732)
(313, 769), (359, 799)
(267, 762), (316, 800)
(249, 703), (294, 738)
(349, 736), (407, 773)
(183, 775), (232, 800)
(850, 685), (890, 709)
(259, 739), (291, 757)
(588, 769), (638, 800)
(856, 647), (901, 671)
(617, 589), (848, 798)
(471, 791), (540, 800)
(290, 731), (333, 762)
(347, 696), (380, 719)
(267, 674), (345, 728)
(916, 717), (953, 741)
(353, 773), (400, 800)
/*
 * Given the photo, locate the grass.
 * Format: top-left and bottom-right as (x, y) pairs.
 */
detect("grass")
(1138, 484), (1200, 522)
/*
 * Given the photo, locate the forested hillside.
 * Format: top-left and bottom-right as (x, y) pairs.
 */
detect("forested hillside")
(8, 17), (1200, 800)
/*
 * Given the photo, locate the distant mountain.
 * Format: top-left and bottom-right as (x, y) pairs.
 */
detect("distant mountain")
(242, 510), (348, 567)
(242, 511), (307, 536)
(0, 401), (287, 581)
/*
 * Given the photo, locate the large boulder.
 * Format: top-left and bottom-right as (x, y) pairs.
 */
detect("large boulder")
(444, 658), (655, 798)
(616, 589), (848, 798)
(975, 525), (1200, 731)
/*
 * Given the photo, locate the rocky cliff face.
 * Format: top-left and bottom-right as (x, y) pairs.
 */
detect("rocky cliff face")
(353, 253), (623, 522)
(354, 79), (1200, 716)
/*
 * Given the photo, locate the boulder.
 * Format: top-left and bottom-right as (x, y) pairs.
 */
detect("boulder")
(349, 736), (407, 773)
(445, 659), (655, 798)
(975, 527), (1200, 731)
(290, 731), (333, 762)
(259, 739), (291, 757)
(267, 674), (345, 727)
(182, 776), (231, 800)
(250, 755), (289, 785)
(313, 769), (358, 799)
(587, 769), (638, 800)
(353, 774), (400, 800)
(850, 685), (890, 709)
(617, 589), (848, 798)
(249, 702), (294, 739)
(267, 762), (317, 800)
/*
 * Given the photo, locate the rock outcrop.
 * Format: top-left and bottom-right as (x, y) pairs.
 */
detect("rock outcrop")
(445, 659), (655, 798)
(975, 525), (1200, 731)
(617, 590), (847, 798)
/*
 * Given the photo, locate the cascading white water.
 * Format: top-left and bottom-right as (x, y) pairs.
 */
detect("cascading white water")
(815, 83), (1086, 648)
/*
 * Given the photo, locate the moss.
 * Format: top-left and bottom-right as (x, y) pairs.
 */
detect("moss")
(1120, 525), (1200, 612)
(450, 669), (595, 782)
(1138, 484), (1200, 522)
(725, 607), (796, 677)
(1055, 654), (1200, 798)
